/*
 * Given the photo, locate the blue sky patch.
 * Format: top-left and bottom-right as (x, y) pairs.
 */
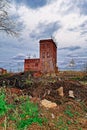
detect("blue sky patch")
(15, 0), (47, 9)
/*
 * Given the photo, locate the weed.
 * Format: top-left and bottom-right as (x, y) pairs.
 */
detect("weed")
(55, 105), (82, 130)
(9, 97), (44, 130)
(57, 116), (64, 126)
(56, 116), (68, 130)
(64, 109), (74, 118)
(0, 89), (14, 130)
(17, 117), (43, 130)
(0, 90), (11, 117)
(67, 120), (72, 125)
(17, 100), (43, 129)
(25, 79), (33, 85)
(74, 111), (80, 117)
(20, 100), (39, 117)
(0, 90), (44, 130)
(73, 120), (78, 125)
(3, 116), (7, 130)
(78, 128), (82, 130)
(80, 101), (87, 112)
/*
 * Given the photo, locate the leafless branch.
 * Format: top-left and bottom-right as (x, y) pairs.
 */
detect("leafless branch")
(0, 0), (19, 36)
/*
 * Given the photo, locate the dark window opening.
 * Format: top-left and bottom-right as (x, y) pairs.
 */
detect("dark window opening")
(47, 52), (50, 58)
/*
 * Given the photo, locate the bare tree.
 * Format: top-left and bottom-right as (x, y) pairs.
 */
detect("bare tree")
(0, 0), (18, 36)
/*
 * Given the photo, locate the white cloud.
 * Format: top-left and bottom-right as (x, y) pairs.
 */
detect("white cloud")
(10, 0), (87, 47)
(0, 0), (87, 71)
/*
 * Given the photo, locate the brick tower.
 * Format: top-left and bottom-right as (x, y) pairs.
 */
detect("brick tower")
(24, 39), (58, 75)
(40, 39), (57, 73)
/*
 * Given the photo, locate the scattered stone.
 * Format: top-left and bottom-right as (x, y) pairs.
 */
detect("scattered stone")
(76, 99), (81, 102)
(2, 81), (6, 87)
(57, 87), (64, 97)
(69, 90), (75, 98)
(58, 78), (61, 81)
(79, 118), (87, 127)
(41, 99), (57, 108)
(85, 113), (87, 119)
(48, 90), (50, 95)
(51, 113), (55, 119)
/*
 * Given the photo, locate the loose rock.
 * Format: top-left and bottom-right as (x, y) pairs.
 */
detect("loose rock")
(41, 99), (57, 108)
(57, 87), (64, 97)
(69, 90), (75, 98)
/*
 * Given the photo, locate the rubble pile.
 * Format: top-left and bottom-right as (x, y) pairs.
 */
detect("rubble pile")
(22, 79), (87, 105)
(0, 73), (87, 105)
(0, 73), (87, 130)
(0, 72), (30, 88)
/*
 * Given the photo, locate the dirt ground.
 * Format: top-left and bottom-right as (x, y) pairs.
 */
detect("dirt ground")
(22, 78), (87, 105)
(0, 72), (87, 130)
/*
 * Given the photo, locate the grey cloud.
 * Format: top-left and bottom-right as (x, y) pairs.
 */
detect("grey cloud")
(59, 1), (74, 15)
(76, 0), (87, 15)
(30, 21), (62, 40)
(79, 20), (87, 36)
(60, 0), (87, 15)
(68, 20), (87, 34)
(80, 31), (87, 36)
(68, 27), (77, 32)
(66, 54), (79, 58)
(77, 20), (87, 36)
(0, 40), (21, 49)
(0, 61), (7, 64)
(18, 37), (25, 42)
(80, 20), (87, 28)
(12, 54), (25, 60)
(70, 0), (87, 15)
(59, 46), (81, 51)
(0, 44), (3, 48)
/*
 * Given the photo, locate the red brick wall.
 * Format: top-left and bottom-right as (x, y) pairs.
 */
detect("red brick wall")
(40, 39), (57, 73)
(24, 39), (57, 74)
(24, 59), (40, 72)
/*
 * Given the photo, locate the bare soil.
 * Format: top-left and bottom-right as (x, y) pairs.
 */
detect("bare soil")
(0, 72), (87, 130)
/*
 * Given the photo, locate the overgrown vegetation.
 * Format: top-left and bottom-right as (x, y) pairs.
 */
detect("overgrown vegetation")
(0, 71), (87, 129)
(10, 98), (44, 130)
(0, 90), (9, 117)
(0, 88), (44, 130)
(55, 105), (85, 130)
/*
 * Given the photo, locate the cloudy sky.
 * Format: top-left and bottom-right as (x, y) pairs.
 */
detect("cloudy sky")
(0, 0), (87, 72)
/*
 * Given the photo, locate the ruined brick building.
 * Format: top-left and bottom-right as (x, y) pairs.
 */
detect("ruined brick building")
(24, 39), (58, 74)
(0, 68), (7, 75)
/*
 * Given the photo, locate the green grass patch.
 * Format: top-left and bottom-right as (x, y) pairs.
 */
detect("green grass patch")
(64, 105), (74, 118)
(0, 90), (12, 117)
(55, 116), (68, 130)
(0, 88), (45, 130)
(8, 97), (44, 130)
